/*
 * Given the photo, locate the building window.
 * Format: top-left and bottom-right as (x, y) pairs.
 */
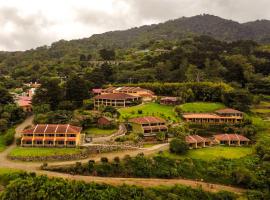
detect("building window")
(56, 134), (65, 137)
(35, 141), (43, 145)
(67, 134), (76, 137)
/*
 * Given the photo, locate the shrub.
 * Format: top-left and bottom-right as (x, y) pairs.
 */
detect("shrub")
(169, 138), (188, 155)
(101, 157), (108, 163)
(3, 128), (15, 146)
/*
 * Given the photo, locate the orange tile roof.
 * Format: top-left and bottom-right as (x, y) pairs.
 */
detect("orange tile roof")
(94, 93), (139, 100)
(182, 113), (221, 119)
(129, 116), (166, 124)
(22, 124), (82, 135)
(182, 113), (242, 119)
(185, 135), (209, 143)
(214, 134), (250, 142)
(215, 108), (243, 114)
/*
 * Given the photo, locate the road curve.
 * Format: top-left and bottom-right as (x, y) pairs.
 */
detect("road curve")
(0, 117), (247, 195)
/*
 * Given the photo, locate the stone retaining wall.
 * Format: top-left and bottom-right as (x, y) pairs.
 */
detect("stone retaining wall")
(8, 151), (89, 162)
(8, 144), (141, 162)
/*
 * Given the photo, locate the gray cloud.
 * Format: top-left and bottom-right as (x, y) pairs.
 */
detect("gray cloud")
(1, 0), (270, 51)
(0, 7), (55, 51)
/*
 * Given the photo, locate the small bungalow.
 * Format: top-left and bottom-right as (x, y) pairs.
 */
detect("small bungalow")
(213, 134), (250, 146)
(97, 116), (114, 128)
(185, 135), (211, 149)
(160, 97), (179, 105)
(182, 110), (243, 124)
(17, 96), (32, 112)
(215, 108), (244, 118)
(129, 116), (168, 138)
(92, 88), (102, 96)
(94, 93), (141, 109)
(21, 124), (82, 147)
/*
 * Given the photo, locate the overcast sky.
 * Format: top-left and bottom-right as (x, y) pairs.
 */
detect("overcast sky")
(0, 0), (270, 51)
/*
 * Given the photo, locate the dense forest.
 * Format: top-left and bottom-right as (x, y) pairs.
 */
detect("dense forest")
(0, 172), (237, 200)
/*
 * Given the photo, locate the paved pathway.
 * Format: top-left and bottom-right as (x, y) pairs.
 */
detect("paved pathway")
(0, 117), (246, 195)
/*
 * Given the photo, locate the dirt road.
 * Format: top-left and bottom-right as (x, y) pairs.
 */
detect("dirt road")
(0, 117), (246, 195)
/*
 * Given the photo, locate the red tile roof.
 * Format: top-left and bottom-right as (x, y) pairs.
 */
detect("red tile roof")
(94, 93), (139, 100)
(215, 108), (243, 114)
(92, 88), (102, 93)
(22, 124), (82, 135)
(182, 113), (242, 119)
(17, 96), (32, 107)
(102, 86), (154, 95)
(185, 135), (210, 144)
(129, 116), (166, 124)
(160, 97), (178, 101)
(214, 134), (250, 142)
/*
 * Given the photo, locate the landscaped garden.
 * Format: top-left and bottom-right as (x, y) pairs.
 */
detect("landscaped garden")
(176, 102), (225, 113)
(118, 102), (178, 122)
(161, 146), (253, 161)
(84, 127), (117, 136)
(9, 147), (84, 158)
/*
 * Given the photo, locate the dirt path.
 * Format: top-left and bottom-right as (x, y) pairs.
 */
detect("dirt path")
(0, 117), (247, 195)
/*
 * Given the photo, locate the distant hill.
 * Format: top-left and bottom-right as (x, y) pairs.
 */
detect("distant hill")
(65, 14), (270, 50)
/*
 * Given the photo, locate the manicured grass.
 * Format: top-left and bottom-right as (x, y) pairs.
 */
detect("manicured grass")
(177, 102), (225, 113)
(119, 102), (178, 122)
(84, 127), (117, 136)
(0, 168), (22, 175)
(143, 143), (157, 148)
(9, 147), (83, 157)
(162, 146), (253, 161)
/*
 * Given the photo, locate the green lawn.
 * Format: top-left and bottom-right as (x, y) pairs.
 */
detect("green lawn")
(9, 147), (83, 157)
(0, 168), (22, 175)
(162, 146), (253, 161)
(119, 102), (178, 122)
(177, 102), (225, 113)
(84, 127), (117, 136)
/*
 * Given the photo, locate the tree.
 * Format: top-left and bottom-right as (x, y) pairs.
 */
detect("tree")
(99, 49), (115, 60)
(185, 65), (205, 82)
(0, 86), (13, 105)
(169, 138), (188, 155)
(66, 75), (89, 107)
(32, 77), (64, 110)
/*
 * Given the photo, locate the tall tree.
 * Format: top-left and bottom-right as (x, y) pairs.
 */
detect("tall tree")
(66, 75), (89, 106)
(32, 77), (63, 110)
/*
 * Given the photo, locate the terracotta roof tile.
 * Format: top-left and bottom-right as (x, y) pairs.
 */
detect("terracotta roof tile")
(215, 108), (243, 114)
(214, 134), (250, 142)
(94, 93), (139, 100)
(129, 116), (166, 124)
(22, 124), (82, 135)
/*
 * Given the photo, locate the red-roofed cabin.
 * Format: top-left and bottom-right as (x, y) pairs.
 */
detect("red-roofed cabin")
(214, 134), (250, 146)
(160, 97), (179, 105)
(129, 116), (168, 139)
(94, 93), (141, 109)
(101, 86), (156, 102)
(185, 135), (212, 149)
(215, 108), (243, 118)
(21, 124), (82, 147)
(92, 88), (102, 95)
(182, 112), (243, 124)
(17, 96), (32, 112)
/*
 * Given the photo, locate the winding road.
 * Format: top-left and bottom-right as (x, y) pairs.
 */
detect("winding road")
(0, 116), (246, 195)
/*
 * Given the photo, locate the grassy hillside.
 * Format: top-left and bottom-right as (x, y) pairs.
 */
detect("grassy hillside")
(177, 102), (225, 113)
(119, 102), (178, 122)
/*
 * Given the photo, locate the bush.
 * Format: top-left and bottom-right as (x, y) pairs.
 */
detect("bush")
(101, 157), (108, 163)
(169, 138), (188, 154)
(3, 128), (15, 146)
